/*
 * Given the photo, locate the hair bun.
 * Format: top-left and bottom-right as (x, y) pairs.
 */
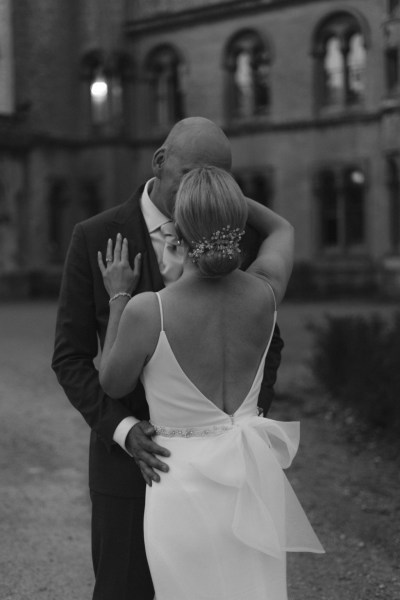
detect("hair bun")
(174, 166), (248, 278)
(197, 249), (242, 278)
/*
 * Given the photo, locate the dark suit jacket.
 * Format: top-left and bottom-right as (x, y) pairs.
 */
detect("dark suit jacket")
(52, 186), (284, 498)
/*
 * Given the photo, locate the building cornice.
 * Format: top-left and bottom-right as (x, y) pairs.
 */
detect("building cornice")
(125, 0), (336, 37)
(134, 109), (387, 146)
(0, 107), (397, 151)
(0, 131), (137, 152)
(227, 108), (396, 136)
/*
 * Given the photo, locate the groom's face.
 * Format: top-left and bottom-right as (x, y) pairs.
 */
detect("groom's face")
(156, 148), (206, 217)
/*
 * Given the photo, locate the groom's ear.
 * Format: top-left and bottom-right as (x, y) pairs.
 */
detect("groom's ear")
(152, 147), (166, 177)
(175, 222), (183, 242)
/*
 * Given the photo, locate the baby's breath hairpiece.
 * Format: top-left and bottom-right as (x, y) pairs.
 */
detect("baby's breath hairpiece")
(188, 225), (245, 263)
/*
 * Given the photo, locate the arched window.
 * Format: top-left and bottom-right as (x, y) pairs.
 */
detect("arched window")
(225, 30), (271, 120)
(314, 165), (366, 253)
(81, 50), (133, 133)
(313, 12), (368, 111)
(146, 45), (185, 129)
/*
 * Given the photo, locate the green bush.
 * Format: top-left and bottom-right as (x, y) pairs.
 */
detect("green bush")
(309, 312), (400, 431)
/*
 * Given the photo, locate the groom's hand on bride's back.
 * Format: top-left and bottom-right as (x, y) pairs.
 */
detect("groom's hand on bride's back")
(126, 421), (171, 486)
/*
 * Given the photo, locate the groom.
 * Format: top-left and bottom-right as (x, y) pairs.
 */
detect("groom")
(52, 117), (284, 600)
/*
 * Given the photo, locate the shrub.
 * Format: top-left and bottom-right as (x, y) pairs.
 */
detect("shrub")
(309, 312), (400, 431)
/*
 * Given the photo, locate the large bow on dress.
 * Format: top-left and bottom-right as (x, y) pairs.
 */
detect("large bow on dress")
(190, 416), (324, 558)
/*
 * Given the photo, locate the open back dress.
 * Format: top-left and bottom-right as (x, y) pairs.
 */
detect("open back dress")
(141, 291), (324, 600)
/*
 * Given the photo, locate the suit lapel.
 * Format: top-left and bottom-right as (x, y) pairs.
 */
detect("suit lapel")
(106, 187), (165, 293)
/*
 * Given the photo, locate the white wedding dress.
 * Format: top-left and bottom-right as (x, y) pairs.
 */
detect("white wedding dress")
(141, 292), (324, 600)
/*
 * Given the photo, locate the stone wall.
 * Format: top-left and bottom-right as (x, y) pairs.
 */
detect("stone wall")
(1, 0), (399, 297)
(128, 0), (390, 261)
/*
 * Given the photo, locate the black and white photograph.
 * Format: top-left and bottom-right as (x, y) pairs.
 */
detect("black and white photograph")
(0, 1), (399, 599)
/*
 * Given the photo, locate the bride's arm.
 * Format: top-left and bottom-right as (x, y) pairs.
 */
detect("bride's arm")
(97, 234), (151, 398)
(99, 294), (155, 398)
(97, 235), (171, 485)
(245, 198), (294, 306)
(100, 295), (130, 370)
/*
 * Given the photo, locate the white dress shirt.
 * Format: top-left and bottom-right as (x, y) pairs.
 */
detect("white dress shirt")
(113, 178), (184, 454)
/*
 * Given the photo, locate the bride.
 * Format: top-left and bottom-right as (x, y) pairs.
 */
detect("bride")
(98, 166), (324, 600)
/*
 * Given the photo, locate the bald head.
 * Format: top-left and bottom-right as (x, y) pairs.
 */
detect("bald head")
(163, 117), (232, 171)
(150, 117), (233, 217)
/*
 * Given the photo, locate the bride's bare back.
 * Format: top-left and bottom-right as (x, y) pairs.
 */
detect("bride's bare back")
(154, 270), (276, 415)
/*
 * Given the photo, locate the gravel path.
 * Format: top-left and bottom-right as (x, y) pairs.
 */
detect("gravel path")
(0, 300), (398, 600)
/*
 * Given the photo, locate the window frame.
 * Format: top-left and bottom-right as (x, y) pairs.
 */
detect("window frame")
(80, 49), (134, 136)
(144, 44), (186, 132)
(313, 162), (368, 257)
(224, 29), (273, 123)
(312, 11), (370, 115)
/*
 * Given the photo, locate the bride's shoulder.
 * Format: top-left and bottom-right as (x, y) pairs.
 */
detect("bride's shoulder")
(124, 292), (159, 324)
(122, 292), (161, 339)
(237, 270), (276, 312)
(126, 291), (157, 313)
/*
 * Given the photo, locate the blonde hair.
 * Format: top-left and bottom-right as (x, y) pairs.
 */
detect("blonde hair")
(174, 166), (248, 277)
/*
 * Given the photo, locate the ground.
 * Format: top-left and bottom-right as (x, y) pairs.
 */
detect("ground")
(0, 300), (399, 600)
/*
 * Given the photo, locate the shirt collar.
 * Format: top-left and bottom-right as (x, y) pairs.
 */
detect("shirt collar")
(140, 178), (169, 233)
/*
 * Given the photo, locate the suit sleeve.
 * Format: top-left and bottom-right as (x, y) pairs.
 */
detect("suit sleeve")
(51, 223), (133, 450)
(257, 324), (284, 416)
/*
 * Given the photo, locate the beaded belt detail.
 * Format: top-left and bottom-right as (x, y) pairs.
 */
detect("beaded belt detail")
(150, 422), (234, 438)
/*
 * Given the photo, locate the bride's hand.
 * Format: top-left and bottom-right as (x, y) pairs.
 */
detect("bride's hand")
(97, 233), (142, 297)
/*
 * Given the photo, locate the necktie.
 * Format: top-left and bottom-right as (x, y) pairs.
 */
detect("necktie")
(160, 221), (184, 284)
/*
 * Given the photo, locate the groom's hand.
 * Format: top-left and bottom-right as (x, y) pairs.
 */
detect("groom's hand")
(126, 421), (171, 486)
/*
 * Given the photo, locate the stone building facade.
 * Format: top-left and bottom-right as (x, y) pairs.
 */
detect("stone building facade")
(0, 0), (136, 296)
(0, 0), (399, 297)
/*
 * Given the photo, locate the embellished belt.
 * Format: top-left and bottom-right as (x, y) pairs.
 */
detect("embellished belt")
(150, 422), (234, 438)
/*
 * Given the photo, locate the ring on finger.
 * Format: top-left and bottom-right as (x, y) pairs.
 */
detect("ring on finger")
(106, 257), (112, 263)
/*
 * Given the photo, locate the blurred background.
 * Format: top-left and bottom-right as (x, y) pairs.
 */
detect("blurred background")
(1, 0), (400, 299)
(1, 1), (400, 599)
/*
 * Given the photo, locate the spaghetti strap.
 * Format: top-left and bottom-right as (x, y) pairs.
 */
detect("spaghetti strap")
(155, 292), (164, 332)
(264, 280), (277, 313)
